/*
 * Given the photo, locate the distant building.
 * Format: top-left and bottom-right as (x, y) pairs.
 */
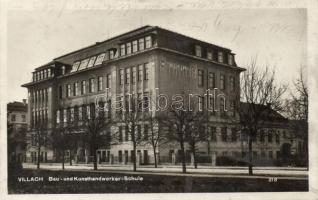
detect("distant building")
(7, 100), (28, 162)
(21, 25), (305, 166)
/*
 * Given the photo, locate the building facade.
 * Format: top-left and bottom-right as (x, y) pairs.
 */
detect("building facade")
(22, 26), (302, 166)
(7, 100), (28, 162)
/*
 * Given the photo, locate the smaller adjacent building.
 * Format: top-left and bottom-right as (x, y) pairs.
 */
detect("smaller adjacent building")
(7, 100), (28, 162)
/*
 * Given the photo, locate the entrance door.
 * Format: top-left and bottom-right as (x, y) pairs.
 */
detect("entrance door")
(143, 150), (148, 164)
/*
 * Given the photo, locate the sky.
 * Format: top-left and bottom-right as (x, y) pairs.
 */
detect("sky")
(6, 9), (306, 103)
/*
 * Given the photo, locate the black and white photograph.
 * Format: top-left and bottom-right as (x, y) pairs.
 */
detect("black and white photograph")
(1, 0), (318, 199)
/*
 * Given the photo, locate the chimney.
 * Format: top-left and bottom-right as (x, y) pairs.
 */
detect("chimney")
(22, 99), (27, 105)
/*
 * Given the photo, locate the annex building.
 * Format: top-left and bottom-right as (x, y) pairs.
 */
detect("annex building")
(22, 25), (303, 166)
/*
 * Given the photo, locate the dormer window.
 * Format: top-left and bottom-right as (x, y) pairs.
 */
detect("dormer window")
(120, 44), (126, 56)
(218, 51), (224, 63)
(228, 54), (233, 65)
(195, 45), (202, 57)
(145, 36), (152, 48)
(71, 62), (80, 72)
(132, 40), (138, 53)
(126, 42), (132, 54)
(61, 66), (65, 75)
(139, 38), (145, 51)
(94, 53), (106, 66)
(87, 56), (97, 68)
(207, 50), (213, 60)
(109, 49), (115, 59)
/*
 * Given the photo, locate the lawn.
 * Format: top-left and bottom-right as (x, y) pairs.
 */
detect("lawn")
(8, 169), (308, 194)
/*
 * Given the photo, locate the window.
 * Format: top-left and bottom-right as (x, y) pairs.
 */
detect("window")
(198, 69), (204, 87)
(145, 36), (152, 48)
(89, 78), (95, 93)
(87, 56), (97, 68)
(94, 53), (106, 66)
(139, 38), (145, 51)
(231, 128), (237, 142)
(132, 40), (138, 53)
(195, 45), (202, 57)
(98, 76), (103, 91)
(220, 98), (226, 116)
(268, 130), (273, 143)
(198, 96), (204, 111)
(59, 86), (63, 99)
(73, 82), (78, 96)
(120, 44), (126, 56)
(118, 150), (122, 162)
(218, 51), (224, 63)
(207, 51), (213, 60)
(229, 76), (235, 91)
(253, 151), (258, 159)
(228, 54), (233, 65)
(63, 109), (67, 123)
(78, 59), (89, 70)
(276, 133), (280, 144)
(61, 66), (65, 75)
(144, 124), (149, 140)
(220, 74), (225, 90)
(137, 125), (142, 140)
(126, 42), (132, 54)
(119, 69), (124, 85)
(268, 151), (273, 159)
(78, 106), (82, 121)
(260, 129), (265, 143)
(56, 110), (60, 124)
(221, 127), (227, 142)
(138, 65), (143, 82)
(143, 93), (150, 111)
(261, 151), (266, 158)
(209, 126), (217, 141)
(144, 63), (150, 80)
(71, 62), (80, 72)
(81, 80), (86, 95)
(66, 84), (71, 97)
(11, 114), (16, 122)
(22, 114), (26, 122)
(70, 108), (74, 122)
(208, 72), (215, 88)
(125, 68), (130, 84)
(106, 74), (111, 88)
(209, 96), (215, 114)
(109, 50), (115, 59)
(230, 100), (236, 117)
(132, 66), (136, 84)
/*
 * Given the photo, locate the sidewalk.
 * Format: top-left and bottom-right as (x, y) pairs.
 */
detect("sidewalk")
(22, 163), (308, 179)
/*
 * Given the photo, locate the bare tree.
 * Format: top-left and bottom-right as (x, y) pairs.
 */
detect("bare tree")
(284, 66), (308, 166)
(28, 122), (49, 169)
(80, 101), (113, 170)
(51, 120), (77, 170)
(238, 58), (287, 175)
(185, 111), (209, 169)
(116, 107), (144, 172)
(143, 112), (167, 168)
(158, 95), (205, 173)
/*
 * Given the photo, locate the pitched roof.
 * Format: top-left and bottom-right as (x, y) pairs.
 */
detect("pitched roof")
(7, 101), (28, 112)
(239, 102), (287, 122)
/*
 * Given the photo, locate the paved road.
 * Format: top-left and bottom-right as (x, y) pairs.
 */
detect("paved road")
(23, 163), (308, 179)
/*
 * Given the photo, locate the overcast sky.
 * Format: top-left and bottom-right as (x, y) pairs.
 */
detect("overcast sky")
(6, 9), (306, 103)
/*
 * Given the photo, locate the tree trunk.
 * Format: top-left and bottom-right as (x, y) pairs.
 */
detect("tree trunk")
(133, 141), (137, 172)
(93, 145), (98, 171)
(153, 145), (158, 168)
(69, 150), (72, 166)
(248, 135), (253, 175)
(62, 149), (65, 170)
(37, 136), (41, 170)
(193, 149), (198, 169)
(179, 137), (186, 173)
